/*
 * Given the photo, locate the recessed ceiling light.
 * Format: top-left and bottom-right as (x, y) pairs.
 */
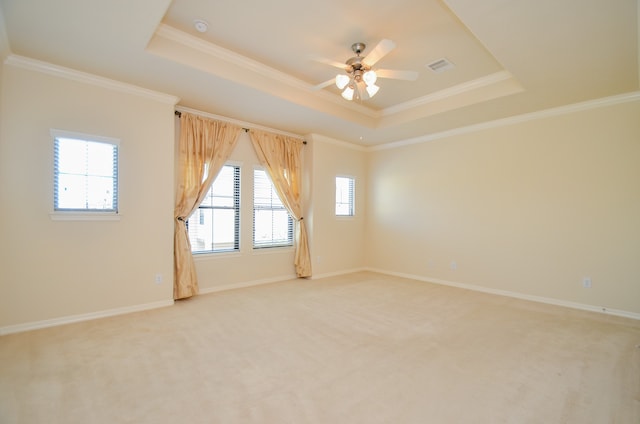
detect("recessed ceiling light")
(193, 19), (209, 33)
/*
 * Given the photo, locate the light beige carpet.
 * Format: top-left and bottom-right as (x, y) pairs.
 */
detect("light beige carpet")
(1, 272), (639, 423)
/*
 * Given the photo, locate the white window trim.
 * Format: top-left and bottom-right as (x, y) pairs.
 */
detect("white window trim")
(50, 129), (121, 221)
(192, 250), (242, 260)
(251, 245), (295, 256)
(50, 212), (121, 221)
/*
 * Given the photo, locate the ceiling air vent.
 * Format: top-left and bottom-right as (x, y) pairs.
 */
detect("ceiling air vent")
(427, 58), (455, 73)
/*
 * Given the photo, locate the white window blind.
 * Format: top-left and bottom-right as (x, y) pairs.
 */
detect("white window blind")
(335, 176), (355, 216)
(53, 134), (118, 213)
(188, 165), (240, 253)
(253, 168), (293, 248)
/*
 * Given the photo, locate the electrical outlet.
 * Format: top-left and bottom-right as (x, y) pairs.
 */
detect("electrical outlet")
(450, 261), (457, 271)
(155, 274), (163, 284)
(582, 277), (592, 288)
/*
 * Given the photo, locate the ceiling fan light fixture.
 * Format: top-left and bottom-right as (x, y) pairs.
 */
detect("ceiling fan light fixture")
(336, 74), (350, 90)
(341, 85), (355, 101)
(366, 83), (379, 98)
(363, 70), (377, 86)
(314, 39), (413, 102)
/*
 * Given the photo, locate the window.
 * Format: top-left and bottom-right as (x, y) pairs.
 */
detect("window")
(188, 165), (240, 253)
(53, 130), (119, 214)
(335, 176), (355, 216)
(253, 168), (293, 248)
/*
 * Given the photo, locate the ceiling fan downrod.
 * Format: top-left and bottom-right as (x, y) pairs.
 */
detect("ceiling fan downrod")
(346, 42), (369, 75)
(351, 42), (366, 55)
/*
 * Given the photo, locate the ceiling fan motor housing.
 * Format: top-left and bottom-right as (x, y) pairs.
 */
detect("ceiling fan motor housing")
(345, 42), (371, 77)
(346, 56), (370, 76)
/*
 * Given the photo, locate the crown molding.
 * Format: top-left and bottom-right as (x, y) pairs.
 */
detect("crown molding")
(151, 26), (529, 129)
(309, 134), (368, 152)
(153, 24), (378, 119)
(154, 24), (300, 88)
(381, 70), (515, 116)
(4, 54), (180, 105)
(175, 106), (306, 140)
(372, 90), (640, 151)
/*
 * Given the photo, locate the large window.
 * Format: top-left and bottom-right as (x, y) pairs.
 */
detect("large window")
(253, 168), (293, 248)
(188, 165), (240, 253)
(335, 176), (355, 216)
(53, 130), (119, 214)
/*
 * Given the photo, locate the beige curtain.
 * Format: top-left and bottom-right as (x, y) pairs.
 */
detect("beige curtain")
(174, 112), (242, 299)
(249, 130), (311, 277)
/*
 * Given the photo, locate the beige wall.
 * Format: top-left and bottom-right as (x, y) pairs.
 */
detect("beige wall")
(366, 99), (640, 314)
(0, 7), (7, 62)
(2, 54), (638, 330)
(0, 63), (176, 329)
(191, 131), (368, 288)
(0, 8), (8, 140)
(306, 135), (367, 277)
(0, 59), (369, 330)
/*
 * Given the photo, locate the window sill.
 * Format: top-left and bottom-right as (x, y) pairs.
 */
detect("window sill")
(252, 246), (295, 256)
(50, 212), (121, 221)
(193, 251), (242, 261)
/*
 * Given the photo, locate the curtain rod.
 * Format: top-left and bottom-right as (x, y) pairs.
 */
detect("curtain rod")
(174, 110), (306, 144)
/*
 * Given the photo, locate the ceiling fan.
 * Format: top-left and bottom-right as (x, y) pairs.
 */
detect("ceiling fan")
(313, 39), (418, 101)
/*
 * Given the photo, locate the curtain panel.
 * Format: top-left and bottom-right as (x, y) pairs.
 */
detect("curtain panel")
(174, 112), (242, 299)
(249, 130), (312, 277)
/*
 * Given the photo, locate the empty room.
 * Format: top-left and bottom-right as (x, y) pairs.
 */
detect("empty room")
(1, 0), (639, 422)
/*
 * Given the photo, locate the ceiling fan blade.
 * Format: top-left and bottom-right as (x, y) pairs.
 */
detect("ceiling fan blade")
(309, 55), (347, 70)
(312, 78), (336, 90)
(375, 68), (419, 81)
(362, 39), (396, 67)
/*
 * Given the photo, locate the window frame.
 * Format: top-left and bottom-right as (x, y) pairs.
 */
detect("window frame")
(252, 167), (294, 249)
(50, 129), (120, 221)
(335, 175), (355, 217)
(188, 163), (241, 255)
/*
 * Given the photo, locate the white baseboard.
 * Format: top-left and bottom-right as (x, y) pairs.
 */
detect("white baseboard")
(2, 273), (300, 335)
(6, 268), (634, 336)
(198, 267), (368, 293)
(366, 268), (640, 321)
(310, 267), (368, 280)
(198, 273), (298, 295)
(0, 299), (175, 336)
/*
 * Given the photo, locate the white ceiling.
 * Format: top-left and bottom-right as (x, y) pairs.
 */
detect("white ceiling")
(0, 0), (638, 146)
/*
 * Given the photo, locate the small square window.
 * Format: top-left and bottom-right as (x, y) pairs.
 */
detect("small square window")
(336, 176), (355, 216)
(52, 130), (119, 219)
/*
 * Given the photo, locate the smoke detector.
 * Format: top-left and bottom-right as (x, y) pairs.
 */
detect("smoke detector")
(193, 19), (209, 33)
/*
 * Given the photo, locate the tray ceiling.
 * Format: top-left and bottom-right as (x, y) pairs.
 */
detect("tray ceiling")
(1, 0), (638, 145)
